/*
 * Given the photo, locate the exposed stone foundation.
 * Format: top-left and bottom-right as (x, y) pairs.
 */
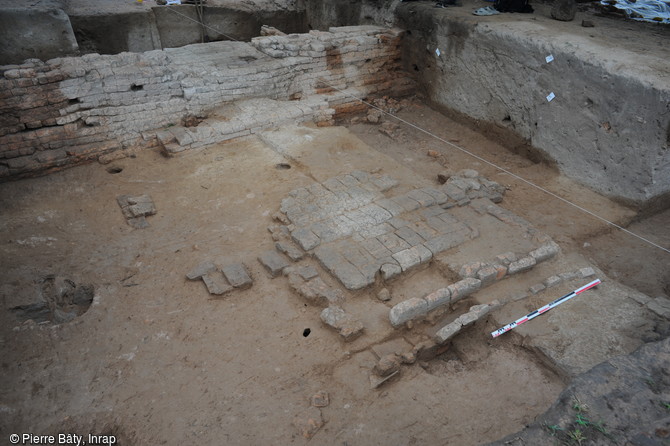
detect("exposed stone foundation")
(0, 25), (413, 180)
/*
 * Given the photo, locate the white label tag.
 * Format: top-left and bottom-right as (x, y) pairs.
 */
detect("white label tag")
(546, 92), (556, 102)
(546, 54), (554, 63)
(435, 48), (441, 57)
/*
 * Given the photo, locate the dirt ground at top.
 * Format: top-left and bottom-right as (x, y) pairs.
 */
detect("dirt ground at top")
(0, 97), (668, 445)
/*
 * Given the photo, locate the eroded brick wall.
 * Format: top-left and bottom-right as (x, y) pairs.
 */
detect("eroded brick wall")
(0, 25), (413, 180)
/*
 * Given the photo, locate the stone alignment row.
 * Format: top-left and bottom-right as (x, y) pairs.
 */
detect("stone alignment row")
(388, 242), (560, 327)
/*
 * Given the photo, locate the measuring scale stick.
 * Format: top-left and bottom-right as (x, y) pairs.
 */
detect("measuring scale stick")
(491, 279), (601, 338)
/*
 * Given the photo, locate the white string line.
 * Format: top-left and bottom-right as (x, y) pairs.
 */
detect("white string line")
(162, 6), (670, 255)
(324, 86), (670, 255)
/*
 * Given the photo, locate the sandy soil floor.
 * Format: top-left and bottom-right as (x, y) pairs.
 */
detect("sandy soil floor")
(0, 100), (668, 445)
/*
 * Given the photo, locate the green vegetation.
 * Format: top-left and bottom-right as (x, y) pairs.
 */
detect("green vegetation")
(542, 396), (616, 445)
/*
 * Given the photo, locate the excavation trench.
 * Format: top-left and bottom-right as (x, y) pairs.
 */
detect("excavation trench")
(0, 2), (668, 445)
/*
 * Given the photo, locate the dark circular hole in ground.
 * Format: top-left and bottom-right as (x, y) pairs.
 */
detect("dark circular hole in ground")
(303, 328), (311, 337)
(106, 166), (123, 174)
(275, 163), (291, 170)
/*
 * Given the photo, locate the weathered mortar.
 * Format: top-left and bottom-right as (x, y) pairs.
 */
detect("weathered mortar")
(0, 26), (413, 179)
(397, 4), (670, 206)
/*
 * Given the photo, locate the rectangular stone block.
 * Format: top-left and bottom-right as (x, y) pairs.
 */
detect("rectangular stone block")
(423, 288), (450, 311)
(496, 251), (517, 265)
(394, 226), (425, 247)
(408, 221), (438, 241)
(387, 217), (409, 229)
(419, 205), (445, 219)
(322, 177), (347, 192)
(358, 223), (393, 240)
(375, 198), (405, 217)
(435, 321), (461, 344)
(337, 174), (360, 188)
(559, 271), (579, 281)
(544, 275), (562, 288)
(392, 245), (431, 272)
(529, 283), (546, 295)
(391, 195), (421, 212)
(340, 243), (377, 270)
(370, 174), (398, 191)
(508, 256), (537, 275)
(421, 188), (449, 205)
(579, 267), (596, 278)
(291, 227), (321, 251)
(296, 265), (319, 280)
(425, 216), (455, 234)
(362, 238), (393, 260)
(258, 250), (290, 277)
(476, 265), (498, 287)
(389, 297), (429, 327)
(202, 272), (233, 296)
(447, 278), (482, 302)
(315, 246), (369, 290)
(423, 232), (466, 256)
(380, 262), (402, 281)
(275, 240), (305, 261)
(377, 232), (411, 253)
(221, 263), (253, 289)
(407, 189), (436, 207)
(186, 261), (216, 280)
(359, 203), (393, 225)
(442, 184), (466, 201)
(529, 241), (560, 263)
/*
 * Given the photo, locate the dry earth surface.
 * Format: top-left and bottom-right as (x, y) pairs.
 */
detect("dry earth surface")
(1, 99), (668, 444)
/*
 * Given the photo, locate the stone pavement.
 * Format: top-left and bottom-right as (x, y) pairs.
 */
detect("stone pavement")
(272, 170), (507, 290)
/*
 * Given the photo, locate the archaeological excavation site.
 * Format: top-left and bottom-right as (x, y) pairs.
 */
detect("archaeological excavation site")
(1, 0), (669, 444)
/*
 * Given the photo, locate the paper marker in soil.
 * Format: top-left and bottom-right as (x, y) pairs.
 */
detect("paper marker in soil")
(491, 279), (601, 338)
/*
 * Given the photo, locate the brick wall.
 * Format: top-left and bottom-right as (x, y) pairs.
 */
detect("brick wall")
(0, 25), (413, 180)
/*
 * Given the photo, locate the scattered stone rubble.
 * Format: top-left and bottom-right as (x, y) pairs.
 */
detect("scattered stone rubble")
(116, 194), (156, 229)
(186, 261), (253, 296)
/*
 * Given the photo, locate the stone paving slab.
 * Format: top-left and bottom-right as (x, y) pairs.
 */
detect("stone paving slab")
(258, 250), (290, 277)
(221, 263), (253, 289)
(201, 272), (233, 296)
(321, 305), (365, 342)
(275, 240), (305, 262)
(117, 194), (157, 229)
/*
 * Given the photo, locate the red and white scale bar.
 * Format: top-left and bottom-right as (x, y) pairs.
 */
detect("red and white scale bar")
(491, 279), (602, 338)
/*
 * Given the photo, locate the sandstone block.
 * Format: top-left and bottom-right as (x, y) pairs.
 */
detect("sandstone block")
(186, 261), (216, 280)
(389, 297), (429, 327)
(529, 242), (560, 263)
(508, 256), (537, 275)
(221, 263), (253, 289)
(258, 250), (290, 277)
